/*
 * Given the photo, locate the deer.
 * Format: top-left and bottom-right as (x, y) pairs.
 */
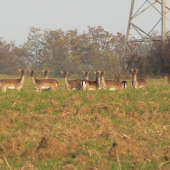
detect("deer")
(42, 70), (50, 79)
(30, 70), (58, 92)
(61, 71), (82, 91)
(115, 72), (121, 82)
(0, 69), (26, 92)
(82, 71), (91, 80)
(101, 71), (126, 90)
(131, 69), (147, 89)
(81, 71), (101, 90)
(115, 72), (128, 89)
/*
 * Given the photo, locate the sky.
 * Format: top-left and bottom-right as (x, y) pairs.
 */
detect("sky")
(0, 0), (170, 46)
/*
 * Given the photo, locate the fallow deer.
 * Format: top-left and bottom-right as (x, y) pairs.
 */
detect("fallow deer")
(81, 71), (101, 90)
(61, 71), (82, 91)
(115, 72), (128, 89)
(131, 69), (147, 89)
(0, 69), (26, 92)
(115, 72), (121, 81)
(30, 70), (58, 92)
(42, 70), (50, 79)
(101, 71), (126, 90)
(82, 71), (91, 80)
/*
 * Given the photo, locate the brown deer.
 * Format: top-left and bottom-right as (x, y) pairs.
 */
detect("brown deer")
(30, 70), (58, 92)
(131, 69), (147, 89)
(115, 72), (121, 81)
(0, 69), (26, 92)
(82, 71), (91, 80)
(115, 72), (128, 89)
(101, 71), (126, 90)
(61, 71), (82, 91)
(42, 70), (50, 79)
(81, 71), (101, 90)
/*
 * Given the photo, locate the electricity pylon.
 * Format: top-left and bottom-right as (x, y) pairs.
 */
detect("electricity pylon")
(122, 0), (170, 72)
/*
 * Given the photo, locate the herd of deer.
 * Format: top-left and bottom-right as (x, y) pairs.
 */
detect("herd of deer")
(0, 69), (147, 92)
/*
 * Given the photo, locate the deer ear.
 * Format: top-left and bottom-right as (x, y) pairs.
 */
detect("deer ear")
(82, 71), (85, 73)
(48, 70), (50, 73)
(18, 69), (21, 72)
(61, 71), (64, 74)
(42, 70), (44, 72)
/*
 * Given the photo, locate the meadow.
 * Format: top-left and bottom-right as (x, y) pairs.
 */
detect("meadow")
(0, 73), (170, 170)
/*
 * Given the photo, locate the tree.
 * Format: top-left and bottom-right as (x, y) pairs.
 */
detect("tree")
(0, 38), (19, 75)
(26, 27), (45, 69)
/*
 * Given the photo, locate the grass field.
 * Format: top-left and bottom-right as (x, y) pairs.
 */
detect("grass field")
(0, 74), (170, 170)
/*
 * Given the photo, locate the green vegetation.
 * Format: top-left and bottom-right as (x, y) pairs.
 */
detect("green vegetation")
(0, 76), (170, 170)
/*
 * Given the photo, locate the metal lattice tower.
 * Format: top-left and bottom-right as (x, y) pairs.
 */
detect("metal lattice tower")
(122, 0), (170, 72)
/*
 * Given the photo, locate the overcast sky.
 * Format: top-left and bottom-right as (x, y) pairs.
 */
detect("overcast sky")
(0, 0), (170, 46)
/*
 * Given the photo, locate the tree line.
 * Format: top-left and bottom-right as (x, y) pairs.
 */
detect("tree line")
(0, 26), (170, 78)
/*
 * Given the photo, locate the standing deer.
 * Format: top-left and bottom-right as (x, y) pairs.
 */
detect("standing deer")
(131, 69), (147, 89)
(30, 70), (58, 92)
(101, 71), (126, 90)
(61, 71), (82, 91)
(42, 70), (50, 79)
(81, 71), (101, 90)
(82, 71), (91, 80)
(115, 72), (121, 81)
(0, 69), (26, 92)
(115, 72), (128, 89)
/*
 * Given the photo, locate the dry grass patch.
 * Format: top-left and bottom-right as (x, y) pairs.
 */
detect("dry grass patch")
(0, 78), (170, 169)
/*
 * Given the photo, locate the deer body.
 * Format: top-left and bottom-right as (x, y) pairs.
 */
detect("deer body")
(131, 69), (147, 89)
(0, 69), (26, 92)
(101, 72), (124, 90)
(30, 71), (58, 92)
(115, 72), (128, 89)
(61, 71), (82, 91)
(81, 71), (101, 90)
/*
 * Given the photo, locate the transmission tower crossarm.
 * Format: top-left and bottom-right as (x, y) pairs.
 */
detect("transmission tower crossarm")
(131, 23), (152, 38)
(133, 1), (158, 19)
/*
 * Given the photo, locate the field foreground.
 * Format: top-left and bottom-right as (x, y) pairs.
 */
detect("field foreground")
(0, 76), (170, 170)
